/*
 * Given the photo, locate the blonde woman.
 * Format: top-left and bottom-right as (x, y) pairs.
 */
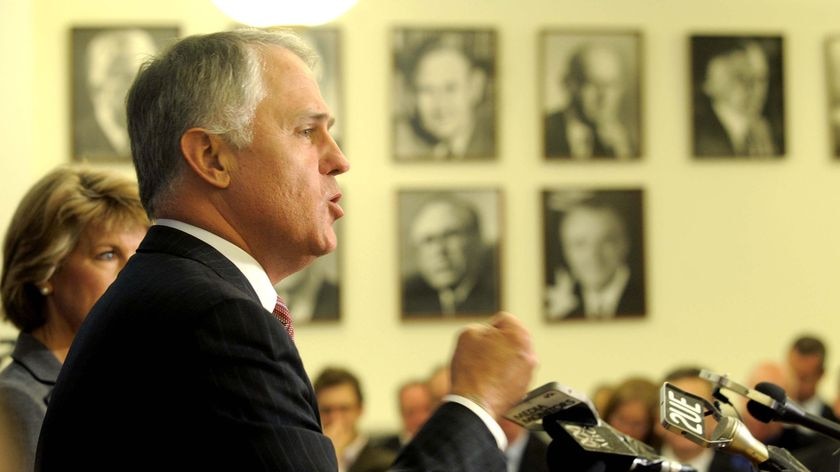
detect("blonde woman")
(0, 167), (148, 470)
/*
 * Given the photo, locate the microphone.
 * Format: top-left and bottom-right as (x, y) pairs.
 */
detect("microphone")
(746, 381), (840, 442)
(660, 382), (811, 472)
(505, 382), (695, 472)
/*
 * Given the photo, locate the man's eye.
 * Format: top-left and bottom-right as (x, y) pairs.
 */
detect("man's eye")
(301, 128), (314, 138)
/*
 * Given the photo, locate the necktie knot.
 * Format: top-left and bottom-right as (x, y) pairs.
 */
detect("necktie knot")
(273, 296), (295, 341)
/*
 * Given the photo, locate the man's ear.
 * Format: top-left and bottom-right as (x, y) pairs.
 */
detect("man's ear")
(180, 128), (233, 189)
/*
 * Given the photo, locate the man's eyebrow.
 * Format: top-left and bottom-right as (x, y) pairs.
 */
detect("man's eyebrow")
(298, 111), (334, 127)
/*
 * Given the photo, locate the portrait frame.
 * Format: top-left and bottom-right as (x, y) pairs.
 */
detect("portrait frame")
(392, 27), (498, 162)
(542, 188), (647, 322)
(690, 34), (786, 159)
(825, 35), (840, 158)
(265, 25), (345, 148)
(540, 29), (643, 161)
(273, 219), (342, 324)
(71, 26), (179, 162)
(398, 188), (503, 319)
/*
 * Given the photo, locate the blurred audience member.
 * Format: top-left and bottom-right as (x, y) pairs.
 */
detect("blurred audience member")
(741, 361), (789, 445)
(786, 334), (837, 422)
(377, 379), (434, 453)
(313, 367), (396, 472)
(0, 167), (147, 470)
(743, 360), (838, 468)
(658, 366), (751, 472)
(500, 418), (549, 472)
(427, 363), (451, 406)
(603, 376), (659, 448)
(590, 382), (615, 417)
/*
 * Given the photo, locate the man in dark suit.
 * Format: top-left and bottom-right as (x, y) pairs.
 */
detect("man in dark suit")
(394, 33), (495, 161)
(778, 335), (840, 453)
(544, 43), (636, 160)
(546, 196), (645, 320)
(402, 193), (500, 317)
(36, 29), (537, 471)
(691, 37), (784, 158)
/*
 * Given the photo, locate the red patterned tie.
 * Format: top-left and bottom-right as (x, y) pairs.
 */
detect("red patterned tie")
(273, 296), (295, 341)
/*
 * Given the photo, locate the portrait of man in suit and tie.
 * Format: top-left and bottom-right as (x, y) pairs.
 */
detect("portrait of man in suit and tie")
(541, 31), (642, 161)
(399, 189), (502, 318)
(543, 189), (647, 321)
(392, 28), (497, 161)
(274, 246), (340, 322)
(72, 26), (177, 162)
(691, 35), (785, 158)
(825, 35), (840, 158)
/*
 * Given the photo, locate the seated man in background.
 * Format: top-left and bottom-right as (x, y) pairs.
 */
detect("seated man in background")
(377, 379), (434, 453)
(657, 366), (751, 472)
(499, 418), (549, 472)
(314, 367), (396, 472)
(786, 334), (838, 423)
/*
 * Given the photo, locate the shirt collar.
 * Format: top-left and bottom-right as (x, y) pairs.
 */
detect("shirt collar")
(582, 265), (630, 318)
(155, 219), (277, 313)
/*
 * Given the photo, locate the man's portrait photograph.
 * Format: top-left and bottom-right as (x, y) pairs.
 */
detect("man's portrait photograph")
(543, 189), (646, 321)
(274, 225), (341, 323)
(392, 28), (497, 162)
(541, 30), (642, 161)
(273, 250), (340, 323)
(691, 34), (785, 159)
(399, 189), (502, 318)
(826, 35), (840, 158)
(72, 26), (178, 162)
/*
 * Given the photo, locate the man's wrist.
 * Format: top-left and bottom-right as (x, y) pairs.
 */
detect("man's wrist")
(443, 394), (508, 450)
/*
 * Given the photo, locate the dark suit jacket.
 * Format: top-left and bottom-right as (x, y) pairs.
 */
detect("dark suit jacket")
(392, 402), (507, 472)
(561, 273), (646, 320)
(37, 226), (505, 471)
(544, 109), (632, 159)
(692, 97), (784, 158)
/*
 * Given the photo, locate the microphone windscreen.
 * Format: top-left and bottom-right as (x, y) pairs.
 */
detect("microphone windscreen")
(754, 382), (786, 401)
(746, 382), (786, 423)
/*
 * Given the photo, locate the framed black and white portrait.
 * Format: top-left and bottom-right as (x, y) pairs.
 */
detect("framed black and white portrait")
(274, 222), (342, 323)
(392, 28), (497, 162)
(826, 35), (840, 158)
(542, 188), (646, 321)
(270, 26), (344, 148)
(690, 34), (785, 159)
(71, 26), (179, 162)
(541, 30), (642, 161)
(399, 189), (502, 318)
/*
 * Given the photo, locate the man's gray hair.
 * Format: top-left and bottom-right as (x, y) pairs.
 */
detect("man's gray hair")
(126, 29), (318, 218)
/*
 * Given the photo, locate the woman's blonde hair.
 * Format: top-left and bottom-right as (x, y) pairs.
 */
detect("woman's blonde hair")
(1, 167), (148, 331)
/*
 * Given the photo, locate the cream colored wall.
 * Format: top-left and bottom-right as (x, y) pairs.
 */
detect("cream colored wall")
(2, 0), (840, 433)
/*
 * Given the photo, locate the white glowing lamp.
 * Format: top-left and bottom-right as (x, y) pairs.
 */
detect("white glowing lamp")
(212, 0), (357, 27)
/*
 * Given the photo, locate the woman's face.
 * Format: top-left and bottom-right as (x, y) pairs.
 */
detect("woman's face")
(45, 221), (146, 332)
